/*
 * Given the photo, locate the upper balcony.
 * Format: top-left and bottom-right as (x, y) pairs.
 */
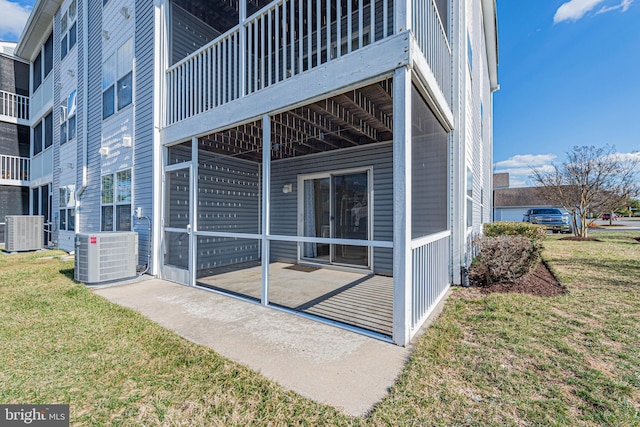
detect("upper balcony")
(0, 154), (30, 186)
(164, 0), (451, 128)
(0, 90), (29, 125)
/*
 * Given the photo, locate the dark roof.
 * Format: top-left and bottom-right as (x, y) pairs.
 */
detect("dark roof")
(494, 186), (555, 207)
(493, 173), (509, 189)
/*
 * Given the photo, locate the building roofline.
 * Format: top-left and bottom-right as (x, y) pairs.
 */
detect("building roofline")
(481, 0), (499, 92)
(15, 0), (63, 61)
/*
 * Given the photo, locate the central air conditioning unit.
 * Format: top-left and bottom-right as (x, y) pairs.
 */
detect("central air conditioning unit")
(75, 232), (138, 284)
(5, 215), (43, 252)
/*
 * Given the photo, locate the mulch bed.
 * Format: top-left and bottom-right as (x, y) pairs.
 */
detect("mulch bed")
(559, 236), (601, 242)
(478, 262), (566, 297)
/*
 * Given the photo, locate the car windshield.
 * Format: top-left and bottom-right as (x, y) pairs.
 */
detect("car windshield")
(531, 209), (562, 215)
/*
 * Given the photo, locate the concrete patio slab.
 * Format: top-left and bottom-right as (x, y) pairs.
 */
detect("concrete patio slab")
(93, 278), (447, 416)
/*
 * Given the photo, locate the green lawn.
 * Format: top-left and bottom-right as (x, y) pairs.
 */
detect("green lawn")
(1, 232), (638, 426)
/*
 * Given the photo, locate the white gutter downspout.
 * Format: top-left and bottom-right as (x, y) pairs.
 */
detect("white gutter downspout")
(76, 0), (89, 210)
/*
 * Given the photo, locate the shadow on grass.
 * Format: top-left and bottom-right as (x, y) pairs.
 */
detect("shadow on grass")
(60, 268), (74, 281)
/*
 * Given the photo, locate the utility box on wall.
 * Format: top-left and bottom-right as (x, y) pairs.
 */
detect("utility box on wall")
(5, 215), (43, 252)
(75, 232), (138, 284)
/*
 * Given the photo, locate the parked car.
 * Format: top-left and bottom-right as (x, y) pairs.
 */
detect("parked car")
(523, 208), (572, 233)
(601, 213), (618, 220)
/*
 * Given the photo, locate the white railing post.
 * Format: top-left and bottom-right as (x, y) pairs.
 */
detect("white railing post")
(0, 90), (29, 121)
(0, 154), (30, 181)
(240, 0), (247, 96)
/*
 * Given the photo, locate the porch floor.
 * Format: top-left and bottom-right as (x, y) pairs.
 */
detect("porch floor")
(197, 262), (394, 337)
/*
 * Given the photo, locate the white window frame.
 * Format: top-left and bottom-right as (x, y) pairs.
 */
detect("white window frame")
(60, 0), (77, 61)
(59, 185), (76, 231)
(102, 38), (134, 119)
(101, 169), (132, 231)
(60, 89), (77, 145)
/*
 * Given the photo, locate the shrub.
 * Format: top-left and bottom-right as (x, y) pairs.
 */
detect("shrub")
(468, 235), (541, 285)
(484, 222), (547, 242)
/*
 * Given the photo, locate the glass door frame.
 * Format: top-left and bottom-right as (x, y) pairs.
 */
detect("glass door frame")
(297, 166), (373, 270)
(162, 161), (195, 286)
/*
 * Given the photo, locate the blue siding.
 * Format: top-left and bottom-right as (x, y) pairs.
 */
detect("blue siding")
(81, 0), (103, 233)
(133, 0), (156, 268)
(270, 142), (393, 275)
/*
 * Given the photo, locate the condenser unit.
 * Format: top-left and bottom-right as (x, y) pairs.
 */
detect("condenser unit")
(75, 232), (138, 284)
(5, 215), (43, 252)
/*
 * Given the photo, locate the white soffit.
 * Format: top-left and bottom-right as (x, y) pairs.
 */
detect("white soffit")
(15, 0), (64, 61)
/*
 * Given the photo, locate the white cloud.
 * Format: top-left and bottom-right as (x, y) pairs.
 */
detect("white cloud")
(554, 0), (604, 23)
(0, 0), (31, 40)
(494, 154), (557, 188)
(494, 154), (557, 169)
(597, 0), (634, 14)
(554, 0), (634, 22)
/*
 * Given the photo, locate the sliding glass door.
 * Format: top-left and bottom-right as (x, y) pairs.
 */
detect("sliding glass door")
(301, 170), (370, 268)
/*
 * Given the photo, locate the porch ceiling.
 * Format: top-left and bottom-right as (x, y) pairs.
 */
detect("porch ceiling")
(197, 79), (393, 162)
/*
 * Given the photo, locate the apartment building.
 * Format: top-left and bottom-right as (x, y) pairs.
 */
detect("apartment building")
(0, 41), (30, 243)
(15, 0), (497, 345)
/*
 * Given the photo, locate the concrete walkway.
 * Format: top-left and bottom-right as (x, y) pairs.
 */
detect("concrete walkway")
(93, 278), (447, 416)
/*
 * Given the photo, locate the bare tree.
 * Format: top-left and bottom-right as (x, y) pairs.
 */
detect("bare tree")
(531, 146), (639, 237)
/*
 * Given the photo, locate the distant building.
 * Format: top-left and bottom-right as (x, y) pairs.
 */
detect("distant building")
(493, 173), (560, 222)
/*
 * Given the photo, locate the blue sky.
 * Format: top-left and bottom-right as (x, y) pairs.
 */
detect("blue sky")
(494, 0), (640, 186)
(0, 0), (33, 41)
(1, 0), (638, 187)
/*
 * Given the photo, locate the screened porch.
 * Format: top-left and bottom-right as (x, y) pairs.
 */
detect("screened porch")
(162, 76), (450, 344)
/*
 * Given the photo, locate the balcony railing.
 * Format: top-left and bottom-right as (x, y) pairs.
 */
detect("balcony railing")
(0, 90), (29, 121)
(410, 230), (450, 333)
(166, 0), (396, 126)
(411, 0), (451, 101)
(0, 154), (30, 183)
(166, 0), (452, 126)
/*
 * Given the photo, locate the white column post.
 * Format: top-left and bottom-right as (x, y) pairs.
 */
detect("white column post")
(450, 0), (465, 284)
(392, 66), (413, 346)
(151, 0), (169, 276)
(261, 115), (271, 305)
(190, 136), (198, 287)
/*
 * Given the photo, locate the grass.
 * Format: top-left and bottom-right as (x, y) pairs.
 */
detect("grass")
(0, 232), (639, 426)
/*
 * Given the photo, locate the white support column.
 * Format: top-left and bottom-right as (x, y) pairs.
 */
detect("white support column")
(450, 0), (465, 284)
(261, 115), (271, 305)
(151, 0), (169, 275)
(392, 66), (412, 346)
(190, 136), (198, 287)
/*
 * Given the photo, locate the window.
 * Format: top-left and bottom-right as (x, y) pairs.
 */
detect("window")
(33, 111), (53, 156)
(101, 170), (131, 231)
(103, 38), (133, 119)
(60, 0), (77, 61)
(32, 33), (53, 92)
(59, 185), (75, 231)
(44, 33), (53, 77)
(33, 52), (42, 90)
(33, 121), (42, 155)
(60, 90), (77, 145)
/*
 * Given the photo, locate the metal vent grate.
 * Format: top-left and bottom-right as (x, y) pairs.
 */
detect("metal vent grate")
(5, 216), (43, 252)
(74, 232), (138, 284)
